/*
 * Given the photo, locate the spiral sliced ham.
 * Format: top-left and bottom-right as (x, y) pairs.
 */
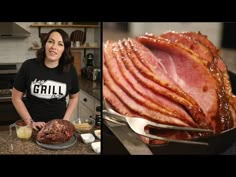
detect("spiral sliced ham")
(103, 31), (236, 144)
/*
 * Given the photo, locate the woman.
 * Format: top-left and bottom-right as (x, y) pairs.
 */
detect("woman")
(12, 29), (79, 131)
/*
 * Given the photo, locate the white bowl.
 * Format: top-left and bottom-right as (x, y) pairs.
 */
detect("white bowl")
(80, 133), (95, 144)
(91, 142), (101, 154)
(94, 129), (101, 139)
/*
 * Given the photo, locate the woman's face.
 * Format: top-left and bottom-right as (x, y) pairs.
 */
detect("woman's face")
(45, 32), (65, 62)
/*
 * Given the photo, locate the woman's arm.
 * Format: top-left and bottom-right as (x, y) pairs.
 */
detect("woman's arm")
(11, 87), (45, 130)
(63, 92), (79, 121)
(11, 87), (33, 125)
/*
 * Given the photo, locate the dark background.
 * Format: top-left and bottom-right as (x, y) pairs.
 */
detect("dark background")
(221, 23), (236, 49)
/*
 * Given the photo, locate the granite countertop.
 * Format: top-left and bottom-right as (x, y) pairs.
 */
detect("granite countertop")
(0, 126), (100, 155)
(0, 78), (101, 155)
(78, 77), (101, 101)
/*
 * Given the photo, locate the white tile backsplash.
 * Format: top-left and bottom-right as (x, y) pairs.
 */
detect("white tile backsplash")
(0, 23), (38, 63)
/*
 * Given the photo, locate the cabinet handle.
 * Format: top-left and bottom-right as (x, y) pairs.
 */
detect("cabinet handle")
(89, 115), (92, 118)
(83, 98), (87, 102)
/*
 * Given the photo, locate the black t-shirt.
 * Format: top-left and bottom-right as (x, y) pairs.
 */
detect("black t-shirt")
(13, 58), (79, 122)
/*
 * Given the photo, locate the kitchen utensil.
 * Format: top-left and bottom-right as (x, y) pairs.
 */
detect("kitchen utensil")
(104, 120), (153, 155)
(103, 100), (213, 145)
(103, 71), (236, 154)
(70, 30), (86, 45)
(103, 121), (236, 154)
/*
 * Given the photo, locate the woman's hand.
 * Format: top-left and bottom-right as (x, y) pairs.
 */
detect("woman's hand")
(31, 121), (46, 131)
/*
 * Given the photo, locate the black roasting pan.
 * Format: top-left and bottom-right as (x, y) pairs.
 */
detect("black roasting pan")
(103, 71), (236, 155)
(148, 127), (236, 154)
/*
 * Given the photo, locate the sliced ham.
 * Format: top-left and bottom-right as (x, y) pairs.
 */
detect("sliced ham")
(104, 41), (182, 119)
(137, 34), (219, 131)
(103, 57), (189, 127)
(182, 31), (232, 99)
(103, 31), (236, 144)
(159, 31), (233, 132)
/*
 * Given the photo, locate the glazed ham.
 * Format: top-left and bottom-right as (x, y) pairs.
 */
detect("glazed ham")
(36, 119), (75, 144)
(103, 31), (236, 144)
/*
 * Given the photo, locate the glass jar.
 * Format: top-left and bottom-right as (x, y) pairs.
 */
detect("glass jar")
(95, 106), (101, 128)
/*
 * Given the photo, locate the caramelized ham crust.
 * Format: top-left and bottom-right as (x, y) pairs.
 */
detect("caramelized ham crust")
(36, 119), (75, 144)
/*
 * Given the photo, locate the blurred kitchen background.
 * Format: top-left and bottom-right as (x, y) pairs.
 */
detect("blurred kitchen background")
(103, 22), (236, 74)
(0, 22), (101, 67)
(0, 22), (101, 126)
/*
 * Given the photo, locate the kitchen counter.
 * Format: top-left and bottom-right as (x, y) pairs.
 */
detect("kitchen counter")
(78, 76), (101, 101)
(0, 126), (99, 155)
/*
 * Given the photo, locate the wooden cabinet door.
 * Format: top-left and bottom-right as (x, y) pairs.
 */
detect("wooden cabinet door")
(72, 51), (82, 76)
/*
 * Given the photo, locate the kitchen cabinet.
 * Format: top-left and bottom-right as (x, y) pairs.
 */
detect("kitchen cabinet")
(72, 51), (82, 76)
(78, 89), (100, 122)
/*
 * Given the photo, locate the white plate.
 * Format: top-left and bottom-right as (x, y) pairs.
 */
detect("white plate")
(80, 133), (95, 144)
(91, 142), (101, 154)
(36, 135), (77, 150)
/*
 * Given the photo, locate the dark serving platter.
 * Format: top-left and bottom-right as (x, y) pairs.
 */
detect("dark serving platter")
(149, 127), (236, 154)
(36, 135), (77, 150)
(103, 71), (236, 155)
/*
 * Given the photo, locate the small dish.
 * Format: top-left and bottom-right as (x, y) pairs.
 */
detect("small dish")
(80, 133), (95, 144)
(91, 142), (101, 154)
(94, 129), (101, 139)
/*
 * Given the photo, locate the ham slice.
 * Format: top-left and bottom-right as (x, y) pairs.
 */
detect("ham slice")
(137, 34), (219, 130)
(160, 31), (233, 131)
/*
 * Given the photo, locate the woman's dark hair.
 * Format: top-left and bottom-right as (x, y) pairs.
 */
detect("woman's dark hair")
(36, 29), (74, 73)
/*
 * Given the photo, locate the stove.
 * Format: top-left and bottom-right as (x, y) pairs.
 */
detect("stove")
(0, 89), (12, 95)
(0, 89), (12, 102)
(0, 63), (21, 125)
(0, 63), (20, 86)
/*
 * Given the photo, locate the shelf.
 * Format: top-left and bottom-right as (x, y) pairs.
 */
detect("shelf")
(29, 46), (99, 50)
(30, 24), (100, 28)
(29, 47), (41, 50)
(30, 23), (101, 56)
(71, 46), (100, 49)
(30, 24), (100, 38)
